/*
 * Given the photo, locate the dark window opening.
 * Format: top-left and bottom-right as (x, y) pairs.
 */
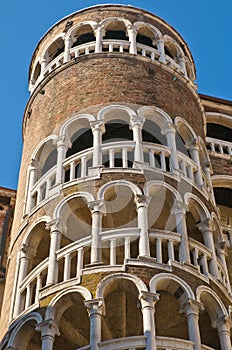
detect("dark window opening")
(207, 123), (232, 143)
(142, 120), (166, 145)
(103, 30), (128, 40)
(137, 34), (155, 48)
(51, 45), (65, 60)
(72, 32), (95, 47)
(164, 47), (174, 59)
(66, 128), (93, 158)
(41, 149), (57, 176)
(214, 187), (232, 208)
(102, 120), (133, 143)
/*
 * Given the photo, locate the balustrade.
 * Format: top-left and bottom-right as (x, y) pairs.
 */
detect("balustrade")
(30, 40), (189, 92)
(17, 227), (230, 316)
(30, 166), (56, 208)
(206, 137), (232, 157)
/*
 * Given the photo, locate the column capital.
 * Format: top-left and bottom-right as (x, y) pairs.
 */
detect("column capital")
(46, 219), (66, 234)
(134, 194), (151, 209)
(88, 200), (104, 213)
(171, 200), (187, 216)
(126, 24), (137, 32)
(130, 115), (145, 128)
(20, 243), (30, 258)
(139, 291), (159, 308)
(197, 218), (213, 233)
(93, 23), (104, 33)
(212, 315), (232, 332)
(216, 241), (227, 255)
(90, 120), (105, 133)
(55, 135), (71, 149)
(36, 318), (60, 337)
(161, 122), (176, 136)
(186, 138), (200, 151)
(30, 158), (40, 169)
(85, 298), (105, 316)
(181, 298), (204, 316)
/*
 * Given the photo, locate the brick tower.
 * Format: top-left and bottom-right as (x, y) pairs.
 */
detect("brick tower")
(1, 4), (232, 350)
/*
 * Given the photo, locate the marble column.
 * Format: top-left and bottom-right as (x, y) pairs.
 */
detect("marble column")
(55, 135), (71, 185)
(162, 122), (179, 172)
(131, 116), (145, 164)
(90, 121), (105, 168)
(88, 200), (104, 264)
(127, 25), (137, 54)
(157, 38), (166, 63)
(85, 299), (104, 350)
(172, 201), (190, 263)
(181, 298), (203, 350)
(197, 219), (219, 279)
(139, 291), (159, 350)
(36, 319), (60, 350)
(135, 195), (151, 257)
(64, 34), (72, 63)
(214, 316), (232, 350)
(46, 220), (63, 285)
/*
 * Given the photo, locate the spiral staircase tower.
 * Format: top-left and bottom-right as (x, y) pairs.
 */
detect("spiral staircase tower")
(1, 4), (232, 350)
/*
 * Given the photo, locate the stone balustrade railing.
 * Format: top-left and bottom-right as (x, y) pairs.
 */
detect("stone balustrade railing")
(206, 137), (232, 157)
(28, 141), (211, 213)
(17, 228), (229, 317)
(30, 40), (189, 92)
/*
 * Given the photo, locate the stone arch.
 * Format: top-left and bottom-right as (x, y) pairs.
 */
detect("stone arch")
(163, 34), (184, 59)
(184, 193), (210, 245)
(198, 136), (210, 164)
(31, 134), (58, 181)
(67, 20), (98, 42)
(98, 179), (142, 200)
(100, 17), (132, 35)
(8, 312), (43, 349)
(150, 273), (195, 300)
(96, 272), (147, 298)
(43, 34), (65, 62)
(22, 216), (51, 246)
(175, 116), (199, 158)
(196, 285), (228, 350)
(46, 286), (92, 349)
(134, 21), (162, 40)
(97, 104), (137, 124)
(60, 113), (96, 143)
(30, 57), (41, 88)
(150, 273), (193, 341)
(206, 112), (232, 130)
(145, 181), (181, 234)
(54, 192), (95, 219)
(138, 106), (172, 129)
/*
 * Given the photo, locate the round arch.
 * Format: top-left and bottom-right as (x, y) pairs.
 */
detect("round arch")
(150, 273), (195, 300)
(97, 179), (142, 200)
(163, 34), (185, 57)
(144, 180), (182, 202)
(42, 34), (65, 61)
(134, 21), (162, 39)
(54, 192), (95, 219)
(8, 312), (43, 348)
(206, 112), (232, 130)
(32, 134), (58, 161)
(184, 193), (210, 222)
(138, 106), (173, 129)
(67, 20), (98, 41)
(22, 216), (52, 245)
(97, 104), (137, 124)
(59, 113), (96, 142)
(45, 285), (92, 320)
(196, 285), (229, 321)
(96, 272), (147, 298)
(175, 116), (198, 145)
(99, 17), (132, 31)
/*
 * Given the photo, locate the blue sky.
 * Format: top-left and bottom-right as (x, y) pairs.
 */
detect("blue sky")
(0, 0), (231, 189)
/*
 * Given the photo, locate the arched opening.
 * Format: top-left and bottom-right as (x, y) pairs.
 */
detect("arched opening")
(36, 139), (57, 178)
(46, 37), (65, 62)
(103, 21), (128, 41)
(57, 196), (92, 280)
(71, 24), (95, 48)
(198, 291), (222, 350)
(11, 319), (41, 350)
(136, 25), (157, 50)
(207, 123), (232, 143)
(102, 278), (143, 341)
(64, 118), (93, 181)
(147, 185), (177, 263)
(164, 40), (178, 61)
(31, 61), (41, 85)
(53, 292), (90, 349)
(102, 119), (133, 168)
(155, 278), (189, 340)
(102, 184), (138, 264)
